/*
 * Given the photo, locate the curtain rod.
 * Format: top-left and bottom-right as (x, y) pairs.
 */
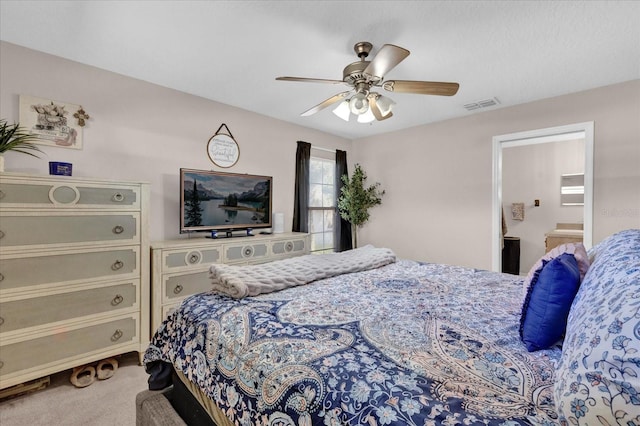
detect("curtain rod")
(311, 146), (337, 153)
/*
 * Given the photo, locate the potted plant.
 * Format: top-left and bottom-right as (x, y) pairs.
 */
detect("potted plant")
(0, 119), (43, 172)
(337, 164), (385, 248)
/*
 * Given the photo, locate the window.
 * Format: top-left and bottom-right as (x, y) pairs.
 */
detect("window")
(309, 157), (335, 253)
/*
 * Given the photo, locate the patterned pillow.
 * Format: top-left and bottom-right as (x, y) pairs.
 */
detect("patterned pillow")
(519, 253), (581, 352)
(522, 242), (590, 300)
(554, 229), (640, 425)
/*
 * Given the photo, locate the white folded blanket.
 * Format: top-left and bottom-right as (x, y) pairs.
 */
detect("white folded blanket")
(209, 245), (396, 298)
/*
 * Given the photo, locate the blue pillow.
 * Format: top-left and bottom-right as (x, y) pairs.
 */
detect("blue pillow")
(519, 253), (581, 352)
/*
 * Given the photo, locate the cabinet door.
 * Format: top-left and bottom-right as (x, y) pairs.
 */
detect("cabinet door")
(0, 212), (139, 249)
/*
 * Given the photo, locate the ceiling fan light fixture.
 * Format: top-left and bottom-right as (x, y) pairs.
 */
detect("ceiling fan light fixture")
(349, 92), (369, 115)
(332, 100), (351, 121)
(357, 107), (376, 123)
(376, 95), (396, 116)
(277, 42), (460, 122)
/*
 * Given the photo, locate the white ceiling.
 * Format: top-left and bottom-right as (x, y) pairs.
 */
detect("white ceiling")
(1, 1), (639, 140)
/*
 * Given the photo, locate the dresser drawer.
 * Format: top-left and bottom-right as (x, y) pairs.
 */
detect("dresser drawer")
(0, 247), (138, 291)
(162, 247), (221, 271)
(162, 304), (179, 322)
(223, 242), (268, 262)
(0, 316), (136, 377)
(0, 212), (139, 249)
(271, 238), (308, 256)
(0, 281), (138, 333)
(0, 180), (140, 209)
(164, 270), (211, 301)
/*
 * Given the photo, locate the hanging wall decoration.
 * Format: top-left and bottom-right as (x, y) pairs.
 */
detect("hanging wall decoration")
(73, 106), (90, 127)
(511, 202), (525, 221)
(207, 123), (239, 168)
(19, 95), (85, 150)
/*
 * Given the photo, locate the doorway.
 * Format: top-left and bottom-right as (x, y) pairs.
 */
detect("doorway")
(491, 122), (594, 273)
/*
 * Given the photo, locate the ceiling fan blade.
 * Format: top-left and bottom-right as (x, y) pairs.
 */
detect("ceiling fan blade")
(382, 80), (460, 96)
(276, 76), (345, 84)
(363, 44), (410, 79)
(301, 91), (351, 116)
(368, 95), (392, 121)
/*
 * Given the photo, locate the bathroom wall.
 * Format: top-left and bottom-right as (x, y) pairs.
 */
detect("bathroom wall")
(502, 138), (585, 273)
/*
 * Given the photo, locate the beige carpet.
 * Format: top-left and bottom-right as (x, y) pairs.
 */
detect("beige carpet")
(0, 352), (149, 425)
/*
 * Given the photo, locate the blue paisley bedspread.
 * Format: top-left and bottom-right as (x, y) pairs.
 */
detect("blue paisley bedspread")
(144, 260), (562, 425)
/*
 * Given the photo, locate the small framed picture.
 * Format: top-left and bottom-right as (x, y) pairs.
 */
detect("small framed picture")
(511, 202), (525, 221)
(19, 95), (83, 150)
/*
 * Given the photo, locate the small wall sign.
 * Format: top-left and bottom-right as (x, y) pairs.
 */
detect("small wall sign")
(207, 124), (239, 168)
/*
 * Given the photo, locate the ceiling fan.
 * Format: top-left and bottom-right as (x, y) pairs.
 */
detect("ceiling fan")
(276, 41), (460, 123)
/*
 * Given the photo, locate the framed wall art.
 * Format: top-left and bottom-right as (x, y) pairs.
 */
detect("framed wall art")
(19, 95), (84, 150)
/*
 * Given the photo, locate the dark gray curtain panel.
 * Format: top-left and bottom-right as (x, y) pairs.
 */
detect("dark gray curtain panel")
(292, 141), (311, 233)
(335, 149), (353, 252)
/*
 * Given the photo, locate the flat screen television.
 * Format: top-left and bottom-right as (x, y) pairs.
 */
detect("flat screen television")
(180, 168), (272, 234)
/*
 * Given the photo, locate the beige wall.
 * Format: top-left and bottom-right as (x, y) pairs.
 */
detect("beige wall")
(0, 42), (351, 242)
(2, 42), (638, 269)
(352, 80), (640, 269)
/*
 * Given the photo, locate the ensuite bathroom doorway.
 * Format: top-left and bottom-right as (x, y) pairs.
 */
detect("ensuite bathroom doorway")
(491, 122), (594, 274)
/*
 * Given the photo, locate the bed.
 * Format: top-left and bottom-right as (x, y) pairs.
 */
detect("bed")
(142, 230), (640, 425)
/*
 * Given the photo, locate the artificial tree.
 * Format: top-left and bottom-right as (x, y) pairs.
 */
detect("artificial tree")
(337, 164), (385, 248)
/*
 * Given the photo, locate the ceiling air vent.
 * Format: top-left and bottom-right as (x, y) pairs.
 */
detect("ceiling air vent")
(463, 97), (501, 111)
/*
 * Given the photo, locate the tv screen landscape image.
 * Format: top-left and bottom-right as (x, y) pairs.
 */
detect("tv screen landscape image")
(180, 168), (272, 233)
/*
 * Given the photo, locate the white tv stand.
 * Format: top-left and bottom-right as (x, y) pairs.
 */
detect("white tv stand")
(149, 232), (309, 333)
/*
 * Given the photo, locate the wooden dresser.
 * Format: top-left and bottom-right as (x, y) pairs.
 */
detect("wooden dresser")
(0, 173), (149, 390)
(150, 232), (309, 333)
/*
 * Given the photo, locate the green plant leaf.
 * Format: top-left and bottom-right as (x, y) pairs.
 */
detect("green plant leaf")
(0, 119), (44, 158)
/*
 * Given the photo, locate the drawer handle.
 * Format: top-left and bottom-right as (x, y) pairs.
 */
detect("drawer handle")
(0, 316), (4, 326)
(112, 192), (125, 202)
(0, 273), (4, 282)
(188, 254), (200, 264)
(285, 242), (294, 252)
(0, 190), (4, 199)
(110, 329), (123, 342)
(111, 294), (124, 306)
(112, 225), (125, 234)
(173, 284), (183, 294)
(0, 360), (3, 370)
(0, 230), (4, 239)
(111, 260), (124, 271)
